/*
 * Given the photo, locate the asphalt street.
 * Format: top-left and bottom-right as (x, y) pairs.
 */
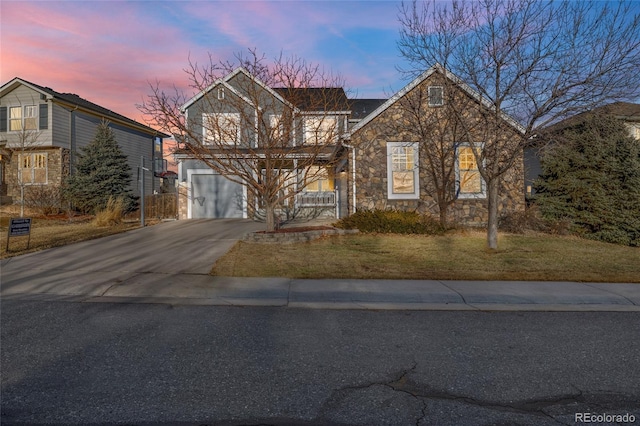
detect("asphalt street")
(2, 300), (640, 425)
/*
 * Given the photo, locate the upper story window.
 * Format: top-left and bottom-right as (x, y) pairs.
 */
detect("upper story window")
(2, 104), (47, 132)
(387, 142), (419, 199)
(457, 144), (485, 198)
(304, 116), (337, 145)
(428, 86), (444, 107)
(10, 107), (23, 131)
(269, 114), (284, 140)
(203, 112), (240, 145)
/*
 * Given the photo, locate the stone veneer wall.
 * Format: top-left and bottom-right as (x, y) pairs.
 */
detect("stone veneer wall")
(5, 147), (69, 200)
(349, 74), (525, 225)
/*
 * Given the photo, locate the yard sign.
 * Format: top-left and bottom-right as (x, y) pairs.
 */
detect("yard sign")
(6, 218), (32, 251)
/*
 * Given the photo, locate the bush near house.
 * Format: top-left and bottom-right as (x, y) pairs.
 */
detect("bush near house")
(334, 209), (447, 235)
(534, 115), (640, 246)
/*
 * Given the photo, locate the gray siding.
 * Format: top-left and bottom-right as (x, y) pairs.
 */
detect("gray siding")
(52, 103), (71, 149)
(0, 85), (53, 147)
(72, 113), (156, 197)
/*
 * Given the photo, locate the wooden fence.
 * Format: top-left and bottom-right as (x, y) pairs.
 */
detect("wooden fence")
(144, 193), (177, 219)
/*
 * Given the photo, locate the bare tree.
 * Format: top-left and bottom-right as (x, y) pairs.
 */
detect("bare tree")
(398, 0), (640, 249)
(139, 50), (347, 231)
(2, 100), (44, 216)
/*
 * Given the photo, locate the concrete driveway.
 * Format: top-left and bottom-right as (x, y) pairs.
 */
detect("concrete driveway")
(0, 219), (263, 297)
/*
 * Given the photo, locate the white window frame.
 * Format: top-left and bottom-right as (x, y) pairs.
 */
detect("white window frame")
(19, 152), (48, 184)
(456, 143), (486, 199)
(9, 106), (22, 131)
(304, 115), (337, 145)
(428, 86), (444, 107)
(203, 112), (240, 145)
(387, 142), (419, 200)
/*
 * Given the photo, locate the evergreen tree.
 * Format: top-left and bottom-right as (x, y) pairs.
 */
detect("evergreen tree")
(535, 115), (640, 246)
(64, 120), (137, 214)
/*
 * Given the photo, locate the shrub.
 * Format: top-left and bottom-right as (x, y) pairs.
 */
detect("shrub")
(535, 115), (640, 246)
(498, 205), (571, 235)
(94, 197), (125, 227)
(24, 184), (64, 215)
(334, 209), (447, 235)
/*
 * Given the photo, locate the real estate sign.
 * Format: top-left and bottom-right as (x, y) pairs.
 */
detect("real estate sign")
(6, 218), (32, 251)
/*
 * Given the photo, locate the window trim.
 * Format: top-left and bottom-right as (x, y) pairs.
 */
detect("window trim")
(386, 142), (420, 200)
(456, 143), (486, 199)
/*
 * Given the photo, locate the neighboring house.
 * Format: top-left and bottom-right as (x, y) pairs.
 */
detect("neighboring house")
(175, 67), (351, 220)
(525, 102), (640, 197)
(0, 77), (168, 205)
(175, 66), (526, 224)
(347, 65), (525, 224)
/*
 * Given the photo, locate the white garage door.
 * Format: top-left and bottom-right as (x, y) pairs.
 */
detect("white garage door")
(191, 174), (244, 219)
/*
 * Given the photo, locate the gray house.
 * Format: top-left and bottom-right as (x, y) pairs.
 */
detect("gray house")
(0, 77), (168, 205)
(174, 66), (527, 223)
(175, 67), (351, 220)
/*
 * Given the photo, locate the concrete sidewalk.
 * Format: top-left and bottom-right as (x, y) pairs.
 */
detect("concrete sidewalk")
(3, 273), (640, 311)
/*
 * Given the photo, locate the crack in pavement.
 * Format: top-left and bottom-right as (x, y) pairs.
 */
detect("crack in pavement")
(315, 364), (639, 425)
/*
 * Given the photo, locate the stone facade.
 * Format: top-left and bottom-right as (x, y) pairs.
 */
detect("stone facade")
(349, 71), (525, 225)
(4, 147), (69, 201)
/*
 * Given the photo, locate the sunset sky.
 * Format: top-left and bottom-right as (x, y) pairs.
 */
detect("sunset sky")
(1, 0), (410, 126)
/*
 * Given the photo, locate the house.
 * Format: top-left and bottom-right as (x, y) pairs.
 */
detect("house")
(174, 66), (526, 224)
(347, 65), (525, 224)
(175, 67), (351, 220)
(525, 102), (640, 197)
(0, 77), (169, 206)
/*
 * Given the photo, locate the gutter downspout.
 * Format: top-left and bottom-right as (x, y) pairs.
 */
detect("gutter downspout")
(342, 136), (356, 214)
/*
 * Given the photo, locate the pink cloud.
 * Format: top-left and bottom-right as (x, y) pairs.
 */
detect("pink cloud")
(1, 2), (195, 123)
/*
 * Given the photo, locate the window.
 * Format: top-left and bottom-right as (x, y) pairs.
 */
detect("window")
(387, 142), (419, 199)
(304, 116), (337, 145)
(428, 86), (444, 107)
(24, 106), (37, 130)
(203, 113), (240, 145)
(303, 166), (334, 192)
(3, 104), (47, 132)
(269, 114), (283, 140)
(10, 107), (22, 131)
(217, 88), (225, 100)
(19, 153), (47, 184)
(457, 145), (485, 198)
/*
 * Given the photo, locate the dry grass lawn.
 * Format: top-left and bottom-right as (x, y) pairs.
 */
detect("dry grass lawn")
(212, 230), (640, 282)
(1, 209), (140, 258)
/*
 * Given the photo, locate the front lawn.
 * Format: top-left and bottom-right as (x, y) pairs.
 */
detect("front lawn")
(0, 214), (140, 259)
(211, 231), (640, 282)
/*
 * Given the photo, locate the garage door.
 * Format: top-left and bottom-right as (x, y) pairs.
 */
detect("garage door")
(191, 174), (244, 219)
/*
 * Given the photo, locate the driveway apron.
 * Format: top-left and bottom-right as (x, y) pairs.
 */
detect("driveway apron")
(0, 219), (262, 297)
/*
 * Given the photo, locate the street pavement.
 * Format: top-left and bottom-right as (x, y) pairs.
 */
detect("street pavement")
(1, 219), (639, 311)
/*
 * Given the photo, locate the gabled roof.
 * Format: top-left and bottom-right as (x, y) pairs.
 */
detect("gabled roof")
(273, 87), (351, 112)
(540, 101), (640, 135)
(180, 67), (295, 112)
(0, 77), (168, 137)
(349, 64), (525, 135)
